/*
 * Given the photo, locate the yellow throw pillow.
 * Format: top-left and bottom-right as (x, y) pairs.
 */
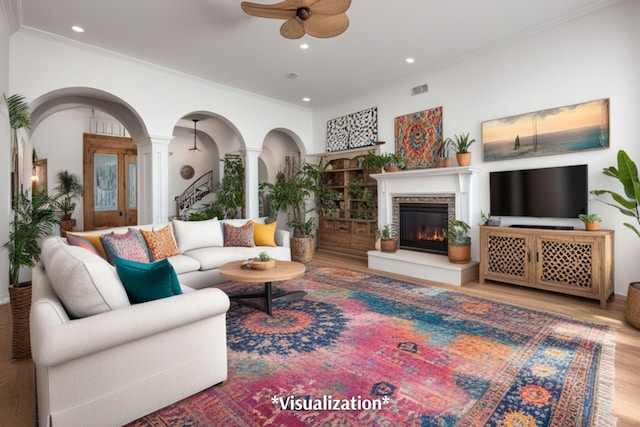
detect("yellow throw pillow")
(68, 233), (107, 259)
(249, 220), (277, 247)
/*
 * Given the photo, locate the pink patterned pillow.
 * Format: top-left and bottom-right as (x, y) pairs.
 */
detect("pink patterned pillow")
(224, 222), (255, 247)
(100, 228), (152, 265)
(66, 234), (99, 256)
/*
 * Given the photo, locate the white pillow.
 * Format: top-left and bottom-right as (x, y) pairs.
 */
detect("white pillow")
(172, 218), (224, 252)
(41, 237), (130, 318)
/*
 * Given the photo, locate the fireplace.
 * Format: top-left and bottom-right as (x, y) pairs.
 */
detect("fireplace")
(399, 203), (448, 254)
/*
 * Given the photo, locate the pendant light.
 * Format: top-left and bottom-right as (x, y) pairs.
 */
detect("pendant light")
(189, 119), (201, 152)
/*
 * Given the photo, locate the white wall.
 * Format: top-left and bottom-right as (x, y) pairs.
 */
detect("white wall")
(312, 1), (640, 296)
(0, 3), (10, 302)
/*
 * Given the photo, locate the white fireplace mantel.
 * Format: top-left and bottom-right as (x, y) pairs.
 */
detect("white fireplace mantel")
(371, 166), (479, 228)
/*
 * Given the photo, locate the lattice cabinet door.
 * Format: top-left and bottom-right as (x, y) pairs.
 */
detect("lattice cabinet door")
(480, 227), (533, 286)
(534, 234), (601, 297)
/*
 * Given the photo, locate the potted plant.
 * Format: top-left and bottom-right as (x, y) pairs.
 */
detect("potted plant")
(382, 153), (405, 172)
(438, 138), (452, 167)
(449, 133), (476, 167)
(375, 224), (397, 253)
(578, 213), (602, 231)
(362, 151), (386, 181)
(447, 219), (471, 263)
(52, 170), (84, 236)
(591, 149), (640, 328)
(2, 190), (60, 359)
(260, 161), (320, 263)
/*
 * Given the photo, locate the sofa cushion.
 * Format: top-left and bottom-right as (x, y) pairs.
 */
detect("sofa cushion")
(67, 232), (107, 258)
(184, 246), (291, 271)
(172, 218), (224, 252)
(249, 220), (277, 247)
(224, 222), (255, 247)
(166, 254), (201, 275)
(115, 257), (182, 304)
(140, 224), (180, 261)
(66, 234), (99, 255)
(41, 237), (130, 318)
(101, 228), (152, 265)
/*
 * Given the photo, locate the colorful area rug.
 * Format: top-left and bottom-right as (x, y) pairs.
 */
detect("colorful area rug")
(127, 267), (616, 426)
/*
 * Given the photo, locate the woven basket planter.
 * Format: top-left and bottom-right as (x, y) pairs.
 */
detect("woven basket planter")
(9, 283), (32, 360)
(290, 236), (315, 264)
(626, 282), (640, 330)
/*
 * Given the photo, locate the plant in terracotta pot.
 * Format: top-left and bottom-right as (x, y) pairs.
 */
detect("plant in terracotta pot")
(438, 138), (452, 167)
(450, 133), (475, 167)
(382, 153), (405, 172)
(591, 149), (640, 328)
(375, 224), (397, 253)
(362, 151), (386, 181)
(260, 160), (321, 263)
(578, 213), (602, 231)
(447, 219), (471, 263)
(2, 190), (59, 359)
(52, 170), (83, 236)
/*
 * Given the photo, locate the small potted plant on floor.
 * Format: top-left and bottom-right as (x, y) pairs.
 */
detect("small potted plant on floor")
(376, 224), (397, 253)
(450, 133), (475, 166)
(578, 213), (602, 231)
(52, 170), (83, 236)
(447, 219), (471, 263)
(591, 149), (640, 328)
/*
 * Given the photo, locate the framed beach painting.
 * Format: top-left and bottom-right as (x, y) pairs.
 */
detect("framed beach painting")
(482, 98), (609, 161)
(395, 106), (443, 169)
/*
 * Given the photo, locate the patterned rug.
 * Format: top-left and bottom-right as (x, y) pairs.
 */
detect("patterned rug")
(127, 267), (616, 426)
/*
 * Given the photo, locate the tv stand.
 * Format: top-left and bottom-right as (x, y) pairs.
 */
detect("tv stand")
(479, 226), (614, 308)
(510, 224), (574, 230)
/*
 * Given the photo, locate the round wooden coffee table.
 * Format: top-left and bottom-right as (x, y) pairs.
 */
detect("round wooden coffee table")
(219, 260), (306, 316)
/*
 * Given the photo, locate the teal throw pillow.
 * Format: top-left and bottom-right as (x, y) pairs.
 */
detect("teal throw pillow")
(115, 257), (182, 304)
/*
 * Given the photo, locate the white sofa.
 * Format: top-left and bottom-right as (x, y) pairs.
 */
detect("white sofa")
(30, 218), (291, 427)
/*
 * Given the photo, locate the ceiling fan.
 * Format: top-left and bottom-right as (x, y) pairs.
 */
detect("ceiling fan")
(241, 0), (351, 40)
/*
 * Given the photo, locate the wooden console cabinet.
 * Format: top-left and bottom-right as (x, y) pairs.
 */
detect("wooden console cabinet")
(479, 226), (614, 308)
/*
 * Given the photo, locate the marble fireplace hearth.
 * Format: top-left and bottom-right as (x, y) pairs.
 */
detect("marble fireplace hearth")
(367, 167), (479, 286)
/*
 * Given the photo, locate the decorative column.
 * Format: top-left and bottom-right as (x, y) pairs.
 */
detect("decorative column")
(242, 147), (262, 219)
(135, 135), (173, 225)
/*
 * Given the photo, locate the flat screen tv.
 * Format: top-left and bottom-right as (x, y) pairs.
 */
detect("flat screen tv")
(489, 164), (588, 218)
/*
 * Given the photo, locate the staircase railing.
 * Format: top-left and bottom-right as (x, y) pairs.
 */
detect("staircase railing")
(175, 170), (214, 219)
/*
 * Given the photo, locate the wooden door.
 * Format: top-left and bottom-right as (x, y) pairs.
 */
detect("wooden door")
(83, 134), (138, 230)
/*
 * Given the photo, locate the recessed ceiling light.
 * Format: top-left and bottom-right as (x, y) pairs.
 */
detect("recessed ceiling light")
(406, 57), (415, 64)
(286, 72), (299, 79)
(302, 97), (311, 102)
(300, 43), (309, 50)
(72, 25), (84, 33)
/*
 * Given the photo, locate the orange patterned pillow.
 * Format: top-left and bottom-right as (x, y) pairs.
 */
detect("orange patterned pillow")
(140, 225), (180, 261)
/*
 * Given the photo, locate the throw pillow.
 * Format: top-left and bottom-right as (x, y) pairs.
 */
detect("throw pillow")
(101, 228), (152, 265)
(66, 234), (99, 255)
(249, 220), (277, 247)
(224, 222), (255, 247)
(67, 233), (107, 259)
(140, 224), (180, 261)
(115, 257), (183, 304)
(172, 218), (224, 252)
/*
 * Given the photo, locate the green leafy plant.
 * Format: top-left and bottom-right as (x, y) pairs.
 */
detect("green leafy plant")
(258, 251), (272, 261)
(439, 138), (452, 158)
(449, 133), (476, 154)
(211, 156), (245, 219)
(2, 191), (60, 288)
(375, 224), (393, 239)
(361, 151), (386, 170)
(480, 211), (489, 224)
(591, 150), (640, 237)
(382, 153), (405, 169)
(578, 213), (602, 224)
(52, 170), (83, 221)
(447, 219), (471, 246)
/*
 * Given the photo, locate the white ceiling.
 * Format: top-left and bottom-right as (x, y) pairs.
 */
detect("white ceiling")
(16, 0), (620, 108)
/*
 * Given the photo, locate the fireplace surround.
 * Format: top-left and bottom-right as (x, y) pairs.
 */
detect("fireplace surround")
(368, 167), (479, 286)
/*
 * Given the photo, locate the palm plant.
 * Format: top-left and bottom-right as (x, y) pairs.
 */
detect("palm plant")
(53, 170), (84, 221)
(7, 94), (31, 202)
(3, 191), (60, 288)
(447, 220), (471, 245)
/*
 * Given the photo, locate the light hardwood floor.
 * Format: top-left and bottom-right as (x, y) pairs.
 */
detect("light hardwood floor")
(1, 251), (639, 426)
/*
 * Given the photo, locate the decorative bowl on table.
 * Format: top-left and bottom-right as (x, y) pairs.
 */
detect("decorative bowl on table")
(250, 259), (276, 270)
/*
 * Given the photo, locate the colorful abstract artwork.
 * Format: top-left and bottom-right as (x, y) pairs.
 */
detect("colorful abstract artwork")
(326, 107), (378, 152)
(395, 106), (443, 169)
(483, 98), (610, 161)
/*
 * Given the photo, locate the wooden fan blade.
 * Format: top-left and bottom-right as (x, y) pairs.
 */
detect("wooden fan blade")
(280, 18), (306, 39)
(304, 14), (349, 38)
(285, 0), (320, 7)
(310, 0), (351, 15)
(241, 1), (297, 20)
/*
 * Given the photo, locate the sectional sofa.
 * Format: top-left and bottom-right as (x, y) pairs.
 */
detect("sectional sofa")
(30, 217), (291, 427)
